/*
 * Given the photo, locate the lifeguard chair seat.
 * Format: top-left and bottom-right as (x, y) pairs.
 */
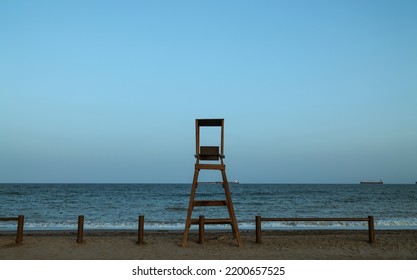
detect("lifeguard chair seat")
(195, 118), (225, 162)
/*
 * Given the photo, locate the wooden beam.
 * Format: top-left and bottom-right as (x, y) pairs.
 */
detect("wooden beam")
(194, 200), (227, 207)
(191, 218), (232, 225)
(256, 216), (376, 244)
(195, 164), (225, 170)
(260, 217), (369, 222)
(196, 119), (223, 127)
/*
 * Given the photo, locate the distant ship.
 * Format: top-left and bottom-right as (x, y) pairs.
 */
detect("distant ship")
(360, 180), (383, 185)
(214, 180), (239, 184)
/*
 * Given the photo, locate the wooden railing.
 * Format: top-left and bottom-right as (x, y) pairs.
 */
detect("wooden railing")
(0, 215), (25, 243)
(256, 216), (375, 243)
(75, 215), (145, 245)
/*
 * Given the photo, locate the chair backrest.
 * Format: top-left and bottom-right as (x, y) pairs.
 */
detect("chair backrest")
(195, 119), (224, 161)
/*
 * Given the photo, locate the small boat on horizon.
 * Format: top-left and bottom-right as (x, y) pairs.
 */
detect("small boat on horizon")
(214, 180), (240, 184)
(360, 180), (384, 185)
(211, 180), (240, 184)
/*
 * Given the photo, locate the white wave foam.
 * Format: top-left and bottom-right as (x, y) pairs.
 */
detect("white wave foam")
(2, 218), (417, 231)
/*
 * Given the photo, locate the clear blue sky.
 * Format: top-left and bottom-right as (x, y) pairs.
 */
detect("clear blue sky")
(1, 0), (416, 183)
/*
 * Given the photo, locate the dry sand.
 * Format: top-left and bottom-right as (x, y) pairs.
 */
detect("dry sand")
(1, 230), (416, 260)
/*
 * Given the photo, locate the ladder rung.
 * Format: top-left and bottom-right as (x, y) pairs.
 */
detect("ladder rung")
(191, 218), (232, 225)
(193, 200), (227, 207)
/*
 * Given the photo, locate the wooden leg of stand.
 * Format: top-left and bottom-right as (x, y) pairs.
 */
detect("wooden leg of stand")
(182, 167), (199, 247)
(221, 169), (242, 247)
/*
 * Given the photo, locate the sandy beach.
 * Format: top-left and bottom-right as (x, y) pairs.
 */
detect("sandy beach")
(1, 229), (416, 260)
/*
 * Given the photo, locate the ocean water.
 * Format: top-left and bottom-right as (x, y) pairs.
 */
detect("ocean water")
(1, 184), (416, 230)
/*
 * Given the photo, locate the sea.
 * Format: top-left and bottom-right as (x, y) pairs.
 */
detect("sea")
(1, 184), (416, 231)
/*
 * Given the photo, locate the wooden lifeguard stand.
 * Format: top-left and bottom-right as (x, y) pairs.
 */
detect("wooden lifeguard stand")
(182, 119), (242, 247)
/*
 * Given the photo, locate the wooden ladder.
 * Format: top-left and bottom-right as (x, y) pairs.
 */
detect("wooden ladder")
(182, 163), (242, 247)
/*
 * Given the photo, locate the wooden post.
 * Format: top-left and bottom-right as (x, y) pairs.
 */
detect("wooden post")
(77, 215), (84, 244)
(195, 119), (200, 158)
(220, 119), (224, 156)
(16, 215), (24, 243)
(138, 215), (144, 245)
(368, 216), (375, 243)
(199, 215), (205, 244)
(256, 216), (261, 244)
